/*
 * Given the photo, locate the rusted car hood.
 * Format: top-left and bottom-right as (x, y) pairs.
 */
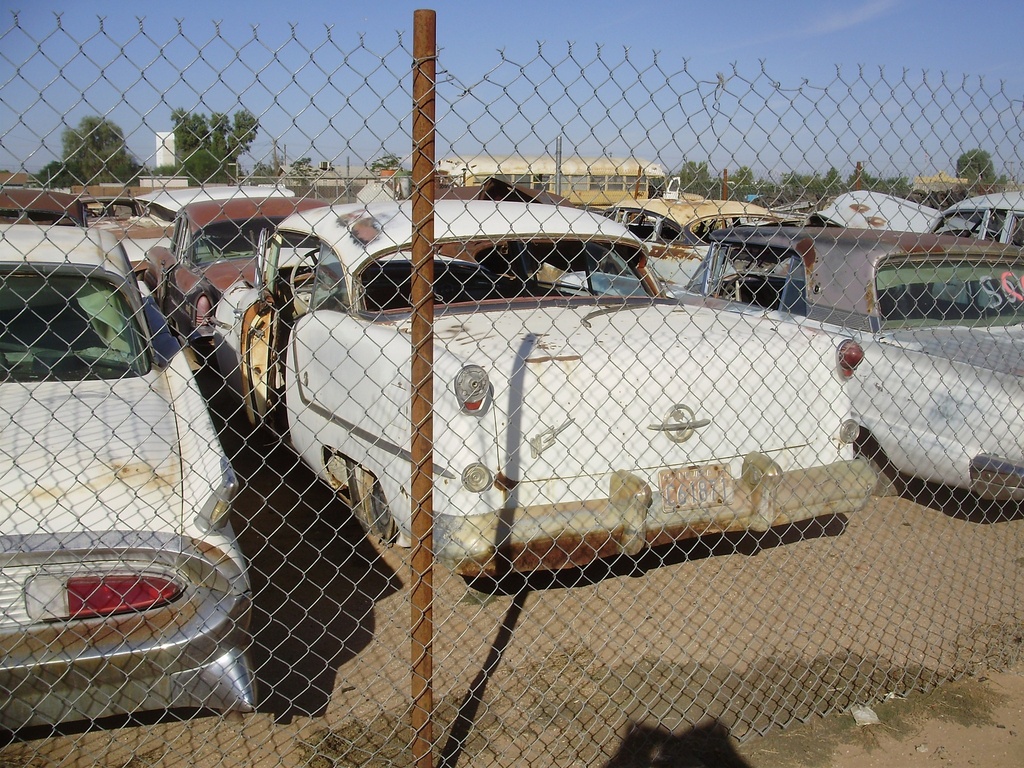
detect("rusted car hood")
(0, 375), (183, 536)
(879, 325), (1024, 376)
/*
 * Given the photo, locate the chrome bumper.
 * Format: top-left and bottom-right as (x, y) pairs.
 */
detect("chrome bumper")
(0, 589), (254, 730)
(436, 456), (877, 577)
(970, 454), (1024, 501)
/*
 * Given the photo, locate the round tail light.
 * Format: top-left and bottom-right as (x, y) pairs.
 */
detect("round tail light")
(837, 339), (864, 378)
(454, 364), (490, 414)
(195, 293), (214, 326)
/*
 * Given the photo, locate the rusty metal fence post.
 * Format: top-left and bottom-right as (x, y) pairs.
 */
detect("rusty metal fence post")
(409, 9), (437, 768)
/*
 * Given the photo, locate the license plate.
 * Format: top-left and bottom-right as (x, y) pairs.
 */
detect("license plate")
(659, 464), (733, 509)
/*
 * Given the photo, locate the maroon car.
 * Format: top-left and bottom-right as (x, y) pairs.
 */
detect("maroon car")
(141, 195), (328, 356)
(0, 188), (88, 227)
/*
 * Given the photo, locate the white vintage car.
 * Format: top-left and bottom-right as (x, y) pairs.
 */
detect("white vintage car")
(0, 224), (254, 728)
(231, 200), (875, 577)
(932, 191), (1024, 246)
(683, 225), (1024, 499)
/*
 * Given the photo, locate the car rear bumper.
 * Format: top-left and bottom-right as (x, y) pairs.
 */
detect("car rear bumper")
(435, 456), (877, 577)
(970, 454), (1024, 501)
(0, 587), (254, 730)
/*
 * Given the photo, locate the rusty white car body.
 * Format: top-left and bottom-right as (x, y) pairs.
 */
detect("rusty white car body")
(602, 197), (797, 288)
(683, 226), (1024, 499)
(809, 191), (939, 234)
(233, 200), (875, 577)
(0, 225), (254, 728)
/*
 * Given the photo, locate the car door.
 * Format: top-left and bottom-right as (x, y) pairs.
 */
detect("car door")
(239, 228), (283, 426)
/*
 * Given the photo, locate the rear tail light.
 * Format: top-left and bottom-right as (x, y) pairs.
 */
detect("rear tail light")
(26, 572), (183, 621)
(454, 364), (491, 414)
(836, 339), (864, 379)
(66, 574), (182, 619)
(195, 293), (214, 326)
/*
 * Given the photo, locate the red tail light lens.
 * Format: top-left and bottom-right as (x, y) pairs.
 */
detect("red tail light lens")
(837, 339), (865, 378)
(66, 575), (182, 619)
(195, 294), (214, 326)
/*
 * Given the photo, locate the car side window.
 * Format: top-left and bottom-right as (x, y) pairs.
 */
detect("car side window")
(778, 255), (807, 315)
(659, 219), (684, 242)
(984, 210), (1007, 242)
(1010, 215), (1024, 247)
(169, 217), (188, 259)
(936, 209), (986, 239)
(309, 241), (349, 311)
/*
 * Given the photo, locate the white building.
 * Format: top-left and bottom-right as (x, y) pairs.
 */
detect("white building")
(155, 132), (176, 169)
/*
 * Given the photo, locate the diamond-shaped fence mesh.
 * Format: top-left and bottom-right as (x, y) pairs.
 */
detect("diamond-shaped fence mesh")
(2, 9), (1024, 767)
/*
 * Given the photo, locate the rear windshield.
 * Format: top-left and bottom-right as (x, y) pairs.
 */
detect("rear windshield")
(0, 273), (150, 382)
(876, 259), (1024, 328)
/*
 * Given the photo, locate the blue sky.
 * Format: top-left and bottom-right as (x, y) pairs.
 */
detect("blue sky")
(3, 0), (1023, 180)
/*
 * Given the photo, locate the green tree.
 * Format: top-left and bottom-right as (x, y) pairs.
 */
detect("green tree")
(251, 160), (281, 177)
(675, 159), (716, 197)
(726, 165), (760, 199)
(289, 157), (316, 178)
(956, 149), (995, 185)
(170, 108), (259, 184)
(851, 167), (912, 196)
(60, 116), (140, 185)
(37, 159), (76, 188)
(370, 153), (403, 173)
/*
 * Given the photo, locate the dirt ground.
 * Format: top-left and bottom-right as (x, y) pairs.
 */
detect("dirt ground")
(737, 664), (1024, 767)
(3, 366), (1023, 767)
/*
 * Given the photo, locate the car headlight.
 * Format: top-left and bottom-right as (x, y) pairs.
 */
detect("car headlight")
(198, 456), (239, 531)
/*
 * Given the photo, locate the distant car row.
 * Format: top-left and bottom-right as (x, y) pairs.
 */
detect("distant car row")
(603, 188), (1024, 287)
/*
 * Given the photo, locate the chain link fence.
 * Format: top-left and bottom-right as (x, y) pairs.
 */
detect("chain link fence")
(2, 9), (1024, 767)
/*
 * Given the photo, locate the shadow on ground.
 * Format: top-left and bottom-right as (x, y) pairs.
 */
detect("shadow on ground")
(901, 476), (1024, 525)
(197, 368), (402, 721)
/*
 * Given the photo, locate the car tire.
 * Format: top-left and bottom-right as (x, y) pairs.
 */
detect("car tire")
(855, 431), (901, 498)
(346, 460), (398, 544)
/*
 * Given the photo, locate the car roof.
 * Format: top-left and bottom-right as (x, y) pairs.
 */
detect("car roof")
(0, 223), (130, 278)
(810, 191), (939, 233)
(137, 185), (296, 220)
(605, 197), (780, 226)
(181, 195), (329, 230)
(941, 190), (1024, 214)
(277, 199), (645, 274)
(0, 188), (89, 226)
